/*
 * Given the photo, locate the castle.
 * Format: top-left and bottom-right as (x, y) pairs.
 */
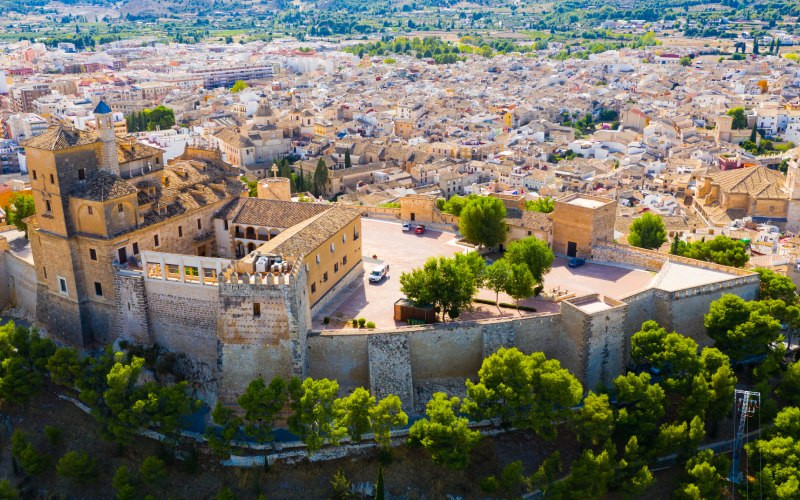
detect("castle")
(0, 103), (761, 409)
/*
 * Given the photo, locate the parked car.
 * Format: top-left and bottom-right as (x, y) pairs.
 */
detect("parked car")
(402, 222), (411, 231)
(568, 257), (586, 268)
(369, 263), (389, 282)
(415, 225), (426, 234)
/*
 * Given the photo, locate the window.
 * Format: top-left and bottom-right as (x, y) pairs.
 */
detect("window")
(32, 170), (37, 180)
(43, 267), (47, 279)
(353, 226), (359, 240)
(118, 247), (127, 263)
(117, 203), (123, 213)
(89, 248), (97, 261)
(50, 173), (54, 184)
(316, 255), (320, 264)
(342, 234), (346, 243)
(323, 272), (329, 282)
(311, 283), (316, 293)
(197, 218), (202, 230)
(88, 206), (93, 215)
(154, 234), (160, 247)
(94, 282), (103, 296)
(334, 263), (339, 273)
(58, 277), (67, 295)
(224, 220), (229, 230)
(132, 242), (139, 255)
(528, 231), (532, 236)
(343, 255), (347, 265)
(45, 200), (52, 212)
(330, 243), (335, 252)
(78, 168), (85, 180)
(253, 302), (261, 317)
(178, 226), (183, 237)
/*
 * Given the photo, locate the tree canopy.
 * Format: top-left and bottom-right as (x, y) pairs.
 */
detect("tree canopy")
(524, 196), (554, 213)
(627, 212), (667, 250)
(504, 237), (554, 284)
(4, 193), (35, 239)
(399, 255), (480, 321)
(672, 235), (749, 268)
(458, 196), (508, 248)
(408, 392), (481, 470)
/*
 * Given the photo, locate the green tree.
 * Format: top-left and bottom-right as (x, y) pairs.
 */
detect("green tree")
(655, 416), (705, 459)
(704, 294), (782, 360)
(206, 402), (242, 457)
(726, 107), (748, 130)
(330, 469), (352, 499)
(10, 430), (49, 476)
(681, 236), (749, 268)
(524, 196), (554, 213)
(680, 55), (692, 66)
(46, 347), (83, 387)
(344, 149), (352, 169)
(504, 262), (535, 313)
(231, 80), (249, 92)
(335, 387), (374, 442)
(112, 465), (137, 500)
(370, 394), (408, 448)
(484, 259), (511, 309)
(627, 212), (667, 250)
(0, 480), (19, 500)
(408, 392), (481, 470)
(676, 449), (729, 500)
(140, 456), (166, 484)
(756, 267), (797, 304)
(288, 377), (346, 453)
(441, 194), (478, 216)
(5, 193), (35, 239)
(553, 447), (615, 499)
(504, 236), (554, 285)
(238, 377), (288, 442)
(458, 196), (508, 248)
(399, 255), (478, 321)
(573, 392), (614, 445)
(630, 320), (701, 393)
(614, 372), (666, 439)
(313, 158), (329, 197)
(56, 450), (96, 485)
(463, 348), (582, 438)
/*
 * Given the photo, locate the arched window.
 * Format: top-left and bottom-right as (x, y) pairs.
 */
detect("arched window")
(245, 227), (256, 239)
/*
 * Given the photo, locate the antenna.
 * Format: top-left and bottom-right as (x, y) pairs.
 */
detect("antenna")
(730, 389), (760, 497)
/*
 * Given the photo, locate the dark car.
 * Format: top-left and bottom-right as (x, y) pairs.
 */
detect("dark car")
(568, 257), (585, 268)
(415, 225), (426, 234)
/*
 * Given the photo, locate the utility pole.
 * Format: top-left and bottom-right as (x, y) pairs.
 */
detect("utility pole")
(730, 389), (760, 498)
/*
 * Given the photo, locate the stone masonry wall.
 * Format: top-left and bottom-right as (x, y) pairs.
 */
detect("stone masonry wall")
(113, 271), (151, 345)
(368, 333), (414, 413)
(3, 251), (37, 315)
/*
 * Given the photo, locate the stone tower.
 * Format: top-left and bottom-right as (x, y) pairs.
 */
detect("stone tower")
(94, 100), (119, 176)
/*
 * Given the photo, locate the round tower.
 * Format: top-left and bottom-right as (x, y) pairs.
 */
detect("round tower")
(94, 100), (119, 176)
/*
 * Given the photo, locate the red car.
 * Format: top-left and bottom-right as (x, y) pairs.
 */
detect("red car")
(415, 225), (426, 234)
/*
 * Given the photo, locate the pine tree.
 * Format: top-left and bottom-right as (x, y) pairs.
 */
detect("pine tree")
(753, 36), (759, 55)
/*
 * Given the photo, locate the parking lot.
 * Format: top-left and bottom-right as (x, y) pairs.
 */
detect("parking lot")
(313, 218), (657, 330)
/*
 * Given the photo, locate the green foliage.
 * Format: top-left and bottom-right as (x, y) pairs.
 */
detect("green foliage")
(370, 394), (408, 448)
(726, 107), (748, 130)
(408, 392), (481, 470)
(399, 255), (479, 321)
(676, 449), (729, 499)
(440, 194), (478, 216)
(140, 455), (166, 484)
(505, 263), (536, 312)
(779, 360), (800, 406)
(0, 322), (55, 404)
(10, 430), (49, 476)
(747, 406), (800, 498)
(343, 36), (465, 65)
(655, 416), (705, 459)
(630, 320), (701, 393)
(288, 377), (346, 453)
(112, 466), (137, 500)
(313, 158), (329, 197)
(4, 193), (35, 239)
(125, 105), (175, 132)
(573, 392), (614, 445)
(330, 468), (352, 499)
(552, 447), (614, 498)
(206, 402), (242, 457)
(705, 294), (782, 360)
(458, 196), (508, 248)
(0, 480), (19, 500)
(240, 176), (258, 197)
(44, 425), (62, 446)
(614, 372), (665, 439)
(46, 347), (83, 387)
(530, 451), (562, 495)
(679, 55), (692, 66)
(238, 377), (288, 443)
(484, 258), (512, 308)
(524, 196), (554, 213)
(627, 212), (667, 250)
(756, 267), (798, 304)
(56, 450), (96, 485)
(463, 348), (582, 439)
(504, 237), (554, 284)
(217, 487), (236, 500)
(375, 466), (385, 500)
(674, 235), (749, 268)
(336, 387), (374, 442)
(231, 80), (249, 92)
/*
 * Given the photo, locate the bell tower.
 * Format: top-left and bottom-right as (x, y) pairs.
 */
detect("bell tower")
(94, 100), (119, 176)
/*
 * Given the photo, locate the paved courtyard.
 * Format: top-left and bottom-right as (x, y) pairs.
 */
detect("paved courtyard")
(313, 219), (657, 330)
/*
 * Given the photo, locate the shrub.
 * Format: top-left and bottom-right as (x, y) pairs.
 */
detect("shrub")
(140, 455), (166, 484)
(11, 430), (49, 476)
(330, 468), (352, 499)
(56, 451), (96, 485)
(366, 321), (376, 329)
(44, 425), (62, 446)
(352, 318), (359, 328)
(358, 318), (366, 328)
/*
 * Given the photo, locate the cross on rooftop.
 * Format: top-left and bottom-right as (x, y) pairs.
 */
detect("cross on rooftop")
(271, 163), (278, 177)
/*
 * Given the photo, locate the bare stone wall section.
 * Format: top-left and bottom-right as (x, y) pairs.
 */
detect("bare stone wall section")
(368, 334), (414, 413)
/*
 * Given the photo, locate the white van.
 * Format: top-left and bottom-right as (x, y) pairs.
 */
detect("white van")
(369, 263), (389, 282)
